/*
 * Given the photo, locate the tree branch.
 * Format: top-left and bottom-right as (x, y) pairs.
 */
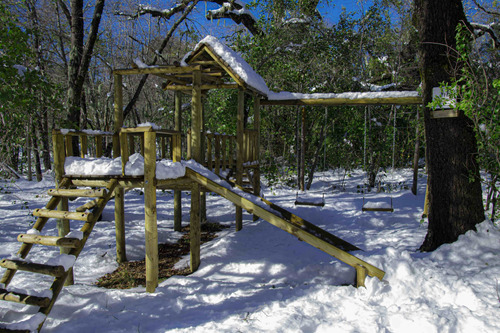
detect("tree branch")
(471, 22), (499, 48)
(206, 0), (263, 35)
(115, 0), (192, 20)
(77, 0), (105, 89)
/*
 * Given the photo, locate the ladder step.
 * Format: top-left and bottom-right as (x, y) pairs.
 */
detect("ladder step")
(32, 209), (93, 222)
(0, 288), (51, 307)
(17, 234), (81, 248)
(48, 188), (107, 198)
(0, 259), (66, 277)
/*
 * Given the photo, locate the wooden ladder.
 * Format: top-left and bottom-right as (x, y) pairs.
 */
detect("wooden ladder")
(0, 178), (118, 332)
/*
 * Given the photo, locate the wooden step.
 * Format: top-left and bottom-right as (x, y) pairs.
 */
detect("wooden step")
(0, 288), (50, 307)
(32, 209), (93, 222)
(48, 188), (107, 198)
(0, 259), (66, 277)
(17, 234), (81, 248)
(75, 198), (99, 213)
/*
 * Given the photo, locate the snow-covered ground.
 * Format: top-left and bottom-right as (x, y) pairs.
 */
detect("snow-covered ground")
(0, 168), (499, 332)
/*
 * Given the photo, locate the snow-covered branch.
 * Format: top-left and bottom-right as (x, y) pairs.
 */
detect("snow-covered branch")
(206, 0), (262, 36)
(471, 22), (499, 48)
(115, 0), (192, 20)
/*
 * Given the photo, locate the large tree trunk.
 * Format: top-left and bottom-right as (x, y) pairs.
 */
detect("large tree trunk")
(415, 0), (484, 251)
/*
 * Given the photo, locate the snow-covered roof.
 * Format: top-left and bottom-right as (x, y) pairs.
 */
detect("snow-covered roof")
(183, 35), (270, 96)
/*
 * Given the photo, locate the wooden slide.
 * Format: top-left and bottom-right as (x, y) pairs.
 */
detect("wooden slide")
(185, 167), (386, 287)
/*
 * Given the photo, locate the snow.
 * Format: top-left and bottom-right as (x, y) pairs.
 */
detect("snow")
(63, 154), (185, 180)
(268, 90), (420, 101)
(363, 200), (392, 209)
(1, 169), (499, 332)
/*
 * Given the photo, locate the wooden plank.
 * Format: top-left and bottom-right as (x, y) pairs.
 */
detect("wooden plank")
(144, 130), (158, 293)
(355, 265), (368, 288)
(184, 168), (385, 281)
(0, 259), (66, 277)
(0, 288), (51, 307)
(33, 209), (93, 222)
(17, 234), (81, 248)
(48, 188), (107, 198)
(113, 65), (201, 76)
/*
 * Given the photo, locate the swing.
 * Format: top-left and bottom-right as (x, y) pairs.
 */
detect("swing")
(295, 192), (325, 207)
(361, 106), (395, 213)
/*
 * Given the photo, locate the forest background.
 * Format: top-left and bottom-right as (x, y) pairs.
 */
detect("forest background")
(0, 0), (498, 216)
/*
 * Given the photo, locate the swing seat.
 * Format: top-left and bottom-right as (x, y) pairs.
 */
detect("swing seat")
(295, 193), (325, 207)
(362, 198), (394, 212)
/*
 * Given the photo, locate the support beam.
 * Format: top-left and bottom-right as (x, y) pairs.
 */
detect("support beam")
(113, 74), (126, 264)
(174, 91), (182, 232)
(190, 69), (202, 272)
(144, 130), (158, 292)
(253, 93), (261, 221)
(235, 88), (245, 230)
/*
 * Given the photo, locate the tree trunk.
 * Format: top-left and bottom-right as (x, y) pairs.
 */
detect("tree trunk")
(415, 0), (484, 251)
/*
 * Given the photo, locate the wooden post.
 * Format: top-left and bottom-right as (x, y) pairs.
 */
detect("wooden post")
(144, 129), (158, 292)
(65, 135), (73, 157)
(214, 134), (221, 176)
(221, 135), (227, 171)
(200, 105), (207, 223)
(355, 264), (368, 288)
(79, 135), (87, 158)
(119, 132), (129, 176)
(113, 73), (126, 263)
(190, 69), (202, 272)
(253, 93), (261, 220)
(236, 88), (245, 231)
(96, 135), (103, 158)
(206, 134), (213, 170)
(174, 91), (182, 232)
(52, 130), (73, 285)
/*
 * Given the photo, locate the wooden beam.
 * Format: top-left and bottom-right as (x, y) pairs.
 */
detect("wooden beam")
(174, 91), (182, 232)
(260, 95), (423, 106)
(113, 65), (201, 75)
(235, 88), (245, 231)
(144, 130), (158, 293)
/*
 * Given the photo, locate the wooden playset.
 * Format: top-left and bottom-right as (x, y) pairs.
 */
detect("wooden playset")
(0, 36), (422, 332)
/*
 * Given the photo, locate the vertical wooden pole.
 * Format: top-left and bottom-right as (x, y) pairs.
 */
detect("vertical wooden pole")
(355, 264), (368, 288)
(96, 135), (103, 158)
(300, 107), (306, 191)
(52, 130), (73, 285)
(113, 73), (126, 263)
(214, 135), (221, 175)
(174, 91), (182, 232)
(221, 135), (227, 171)
(190, 69), (202, 272)
(236, 88), (245, 231)
(253, 94), (261, 220)
(144, 130), (158, 292)
(80, 134), (88, 158)
(200, 104), (207, 223)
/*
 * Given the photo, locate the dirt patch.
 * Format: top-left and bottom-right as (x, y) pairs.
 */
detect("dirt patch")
(96, 222), (229, 289)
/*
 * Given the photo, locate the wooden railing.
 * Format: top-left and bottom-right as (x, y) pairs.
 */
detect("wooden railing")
(187, 130), (259, 175)
(52, 127), (181, 178)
